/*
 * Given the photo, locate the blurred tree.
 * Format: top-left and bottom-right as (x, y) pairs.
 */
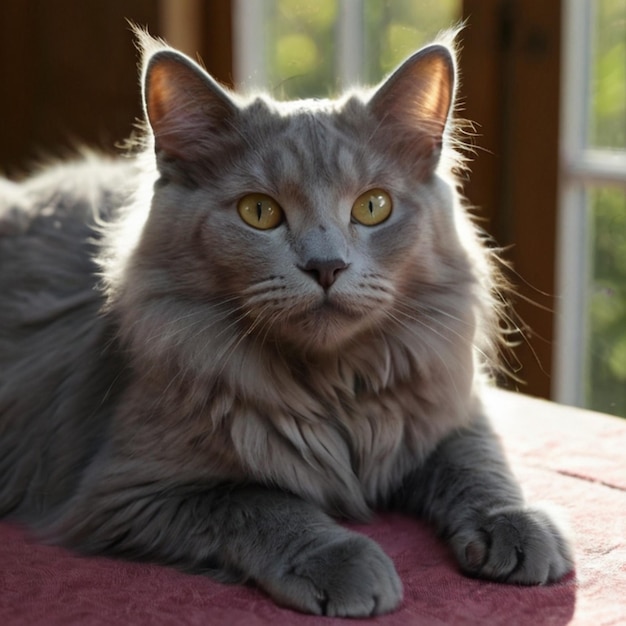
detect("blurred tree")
(262, 0), (459, 99)
(587, 0), (626, 417)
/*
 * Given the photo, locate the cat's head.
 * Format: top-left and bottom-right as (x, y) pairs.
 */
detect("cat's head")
(122, 33), (486, 360)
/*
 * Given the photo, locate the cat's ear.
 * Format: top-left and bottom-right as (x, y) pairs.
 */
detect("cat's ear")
(369, 44), (455, 164)
(142, 49), (237, 159)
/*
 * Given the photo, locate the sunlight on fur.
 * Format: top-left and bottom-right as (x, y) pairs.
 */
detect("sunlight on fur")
(0, 28), (573, 618)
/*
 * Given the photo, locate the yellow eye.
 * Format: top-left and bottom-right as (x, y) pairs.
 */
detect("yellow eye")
(237, 194), (284, 230)
(351, 189), (392, 226)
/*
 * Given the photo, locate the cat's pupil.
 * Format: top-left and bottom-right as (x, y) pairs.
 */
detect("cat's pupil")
(256, 201), (263, 222)
(368, 200), (374, 215)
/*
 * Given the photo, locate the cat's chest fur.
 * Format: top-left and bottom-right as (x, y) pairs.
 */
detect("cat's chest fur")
(117, 329), (476, 521)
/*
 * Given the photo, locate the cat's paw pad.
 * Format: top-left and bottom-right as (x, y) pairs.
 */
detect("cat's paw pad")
(452, 506), (574, 584)
(262, 533), (403, 617)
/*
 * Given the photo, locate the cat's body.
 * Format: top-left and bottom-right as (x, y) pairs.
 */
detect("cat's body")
(0, 33), (573, 617)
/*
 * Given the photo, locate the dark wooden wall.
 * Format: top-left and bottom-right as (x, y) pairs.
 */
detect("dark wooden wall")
(0, 0), (232, 177)
(196, 0), (233, 87)
(0, 0), (160, 176)
(460, 0), (562, 398)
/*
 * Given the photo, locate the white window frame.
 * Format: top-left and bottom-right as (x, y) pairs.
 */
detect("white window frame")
(554, 0), (626, 407)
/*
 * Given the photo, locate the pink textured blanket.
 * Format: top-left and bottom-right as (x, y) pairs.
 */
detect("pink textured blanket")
(1, 389), (625, 626)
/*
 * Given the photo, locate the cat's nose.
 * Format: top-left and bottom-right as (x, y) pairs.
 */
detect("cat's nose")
(300, 258), (349, 290)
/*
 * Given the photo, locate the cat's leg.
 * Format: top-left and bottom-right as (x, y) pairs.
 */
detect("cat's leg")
(393, 413), (574, 584)
(49, 480), (402, 617)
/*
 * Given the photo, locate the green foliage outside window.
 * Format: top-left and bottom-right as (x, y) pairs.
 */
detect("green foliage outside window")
(362, 0), (459, 83)
(587, 0), (626, 418)
(589, 188), (626, 417)
(263, 0), (459, 99)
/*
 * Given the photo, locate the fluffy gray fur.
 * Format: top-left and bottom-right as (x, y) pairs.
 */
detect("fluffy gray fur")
(0, 33), (573, 617)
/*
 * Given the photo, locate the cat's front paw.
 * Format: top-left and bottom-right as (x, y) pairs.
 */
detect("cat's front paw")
(451, 506), (574, 584)
(261, 533), (403, 617)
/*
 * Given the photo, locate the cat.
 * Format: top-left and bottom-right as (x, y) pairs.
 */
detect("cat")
(0, 31), (573, 617)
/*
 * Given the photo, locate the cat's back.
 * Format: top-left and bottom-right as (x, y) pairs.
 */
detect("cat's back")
(0, 155), (136, 356)
(0, 154), (136, 320)
(0, 154), (134, 520)
(0, 153), (136, 243)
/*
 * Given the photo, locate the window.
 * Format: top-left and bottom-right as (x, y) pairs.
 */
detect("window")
(233, 0), (460, 96)
(555, 0), (626, 417)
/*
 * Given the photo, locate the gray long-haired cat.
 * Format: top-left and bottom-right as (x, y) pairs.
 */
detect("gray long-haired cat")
(0, 32), (573, 617)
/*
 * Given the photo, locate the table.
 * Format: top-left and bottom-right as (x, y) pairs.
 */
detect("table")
(1, 389), (625, 625)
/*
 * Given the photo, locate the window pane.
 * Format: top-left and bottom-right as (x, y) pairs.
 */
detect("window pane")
(587, 187), (626, 416)
(264, 0), (337, 99)
(363, 0), (460, 84)
(259, 0), (460, 99)
(589, 0), (626, 149)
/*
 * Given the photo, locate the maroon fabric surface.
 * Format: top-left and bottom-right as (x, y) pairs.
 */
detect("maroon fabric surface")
(1, 389), (625, 626)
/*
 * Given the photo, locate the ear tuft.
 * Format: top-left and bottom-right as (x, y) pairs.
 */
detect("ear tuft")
(142, 48), (236, 159)
(369, 44), (456, 162)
